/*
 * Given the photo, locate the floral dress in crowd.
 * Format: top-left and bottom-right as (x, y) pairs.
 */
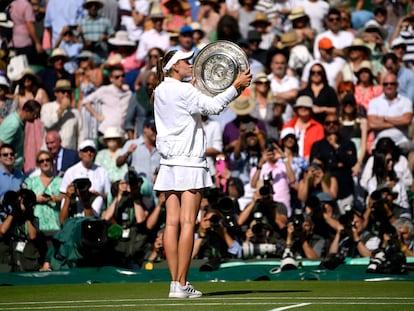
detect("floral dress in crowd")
(95, 148), (128, 183)
(24, 176), (62, 231)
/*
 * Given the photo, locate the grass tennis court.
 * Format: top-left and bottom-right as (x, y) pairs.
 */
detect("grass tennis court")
(1, 281), (413, 311)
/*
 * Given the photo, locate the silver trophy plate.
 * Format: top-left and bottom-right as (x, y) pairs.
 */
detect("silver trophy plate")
(193, 40), (249, 96)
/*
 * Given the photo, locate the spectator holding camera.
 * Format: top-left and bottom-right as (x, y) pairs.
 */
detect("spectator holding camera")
(250, 139), (296, 218)
(60, 139), (111, 217)
(0, 189), (46, 271)
(230, 124), (265, 185)
(222, 96), (267, 154)
(297, 155), (338, 204)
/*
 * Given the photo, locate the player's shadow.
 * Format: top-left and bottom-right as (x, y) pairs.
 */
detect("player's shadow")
(204, 290), (311, 297)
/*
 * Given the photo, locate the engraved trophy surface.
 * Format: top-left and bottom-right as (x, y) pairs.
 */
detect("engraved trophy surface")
(193, 40), (249, 96)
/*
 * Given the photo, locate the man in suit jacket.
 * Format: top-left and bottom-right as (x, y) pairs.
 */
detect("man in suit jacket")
(45, 130), (80, 176)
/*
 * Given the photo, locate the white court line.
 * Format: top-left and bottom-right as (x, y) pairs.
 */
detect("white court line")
(1, 301), (414, 310)
(268, 303), (311, 311)
(1, 297), (413, 305)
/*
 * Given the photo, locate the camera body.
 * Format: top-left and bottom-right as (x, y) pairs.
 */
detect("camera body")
(259, 173), (273, 197)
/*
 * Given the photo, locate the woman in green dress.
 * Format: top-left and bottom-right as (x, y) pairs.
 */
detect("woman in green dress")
(24, 150), (63, 231)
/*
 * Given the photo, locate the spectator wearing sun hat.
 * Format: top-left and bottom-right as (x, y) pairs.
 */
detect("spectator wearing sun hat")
(282, 95), (324, 160)
(136, 7), (170, 62)
(77, 0), (115, 61)
(38, 48), (75, 101)
(294, 1), (328, 35)
(222, 96), (267, 154)
(277, 31), (313, 78)
(248, 72), (274, 128)
(41, 79), (84, 150)
(249, 12), (274, 50)
(95, 126), (128, 182)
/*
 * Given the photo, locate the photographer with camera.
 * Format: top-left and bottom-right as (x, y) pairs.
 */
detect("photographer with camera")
(102, 168), (152, 269)
(192, 208), (242, 265)
(60, 178), (96, 223)
(242, 210), (282, 259)
(60, 140), (111, 217)
(285, 214), (326, 259)
(250, 138), (296, 218)
(327, 209), (380, 260)
(238, 183), (288, 254)
(0, 189), (47, 271)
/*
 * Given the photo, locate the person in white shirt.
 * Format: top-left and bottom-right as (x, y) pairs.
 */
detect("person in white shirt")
(136, 7), (170, 62)
(60, 139), (111, 217)
(41, 80), (83, 150)
(153, 50), (251, 298)
(313, 7), (354, 60)
(267, 49), (299, 124)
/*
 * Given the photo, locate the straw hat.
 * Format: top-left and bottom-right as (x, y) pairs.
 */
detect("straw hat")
(229, 96), (255, 115)
(15, 68), (41, 84)
(108, 31), (136, 47)
(294, 95), (313, 109)
(53, 79), (73, 92)
(249, 12), (271, 27)
(49, 48), (70, 63)
(99, 127), (125, 144)
(277, 31), (300, 49)
(355, 60), (374, 75)
(344, 38), (371, 58)
(104, 53), (123, 67)
(253, 72), (270, 84)
(149, 6), (165, 19)
(288, 6), (307, 21)
(83, 0), (103, 9)
(164, 0), (191, 12)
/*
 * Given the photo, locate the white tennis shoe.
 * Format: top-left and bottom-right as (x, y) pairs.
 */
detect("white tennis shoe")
(169, 281), (202, 298)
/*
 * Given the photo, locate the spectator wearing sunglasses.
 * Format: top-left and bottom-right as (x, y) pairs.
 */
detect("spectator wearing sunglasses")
(367, 71), (413, 155)
(310, 113), (357, 215)
(0, 144), (24, 199)
(82, 65), (132, 143)
(298, 63), (339, 125)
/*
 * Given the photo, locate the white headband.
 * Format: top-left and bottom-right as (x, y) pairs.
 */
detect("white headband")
(163, 50), (194, 72)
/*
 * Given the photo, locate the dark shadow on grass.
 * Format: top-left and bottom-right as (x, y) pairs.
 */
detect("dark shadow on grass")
(204, 290), (311, 297)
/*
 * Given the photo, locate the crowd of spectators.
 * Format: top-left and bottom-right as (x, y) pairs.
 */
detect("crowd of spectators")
(0, 0), (413, 274)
